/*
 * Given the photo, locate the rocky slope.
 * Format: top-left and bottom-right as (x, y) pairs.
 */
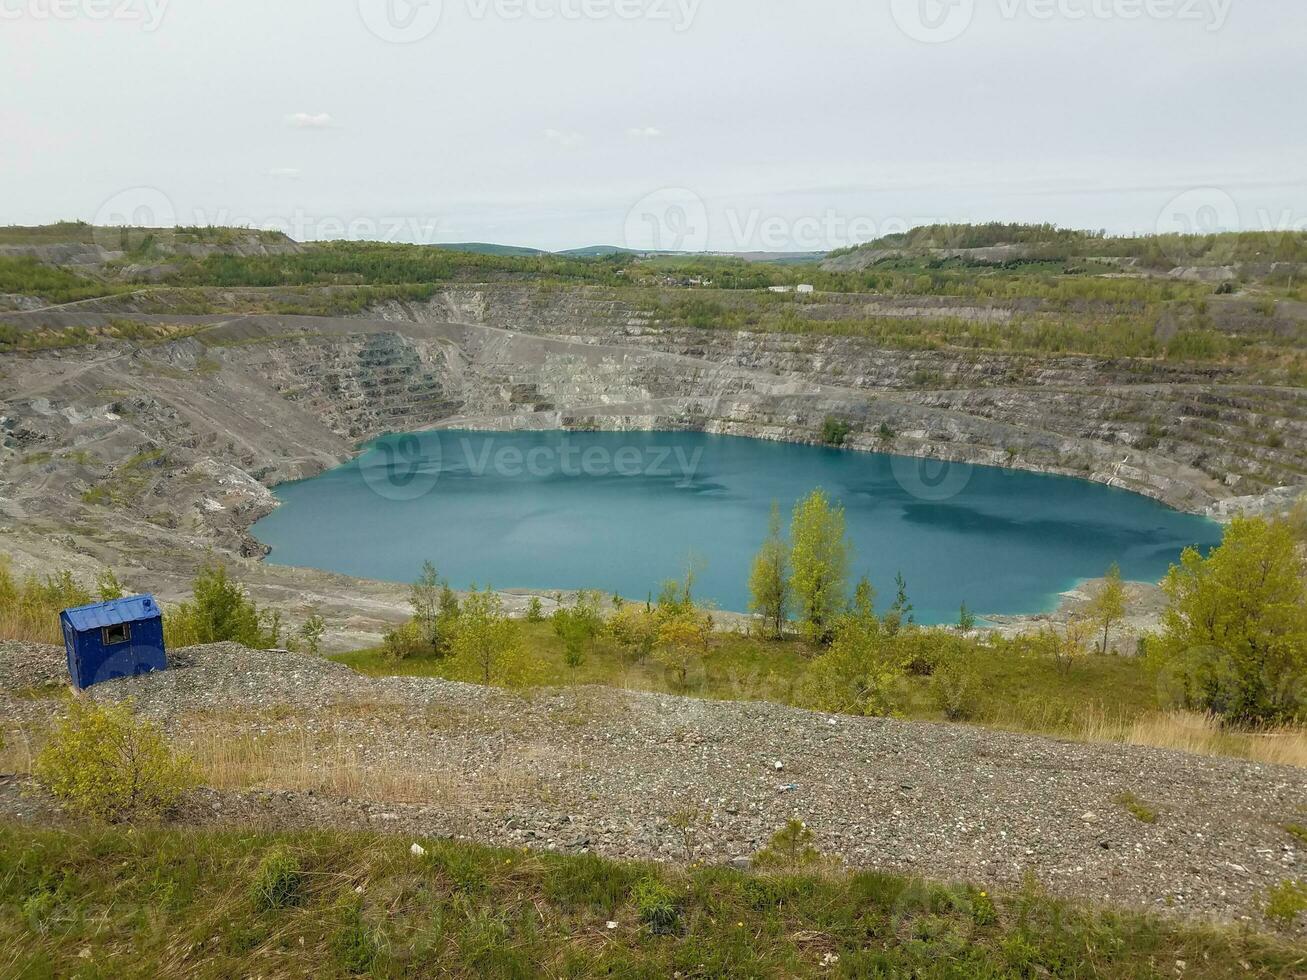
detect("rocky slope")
(2, 640), (1303, 928)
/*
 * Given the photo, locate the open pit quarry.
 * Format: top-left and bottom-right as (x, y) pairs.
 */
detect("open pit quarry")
(1, 272), (1305, 645)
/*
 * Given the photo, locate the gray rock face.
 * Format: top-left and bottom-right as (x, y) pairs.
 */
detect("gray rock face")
(0, 286), (1303, 630)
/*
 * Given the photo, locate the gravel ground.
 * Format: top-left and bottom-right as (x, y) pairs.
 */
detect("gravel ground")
(1, 641), (1304, 928)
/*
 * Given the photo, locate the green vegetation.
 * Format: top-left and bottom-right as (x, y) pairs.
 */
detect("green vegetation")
(250, 848), (306, 912)
(1088, 563), (1127, 654)
(1150, 516), (1307, 725)
(820, 415), (851, 446)
(0, 558), (109, 645)
(32, 699), (196, 822)
(447, 586), (533, 687)
(1264, 880), (1307, 928)
(164, 562), (279, 650)
(788, 488), (850, 642)
(752, 819), (825, 871)
(747, 501), (790, 638)
(1, 824), (1302, 977)
(1114, 791), (1160, 825)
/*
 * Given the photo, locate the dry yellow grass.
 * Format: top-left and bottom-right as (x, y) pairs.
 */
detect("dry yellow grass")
(182, 727), (546, 806)
(0, 607), (62, 645)
(1079, 709), (1307, 768)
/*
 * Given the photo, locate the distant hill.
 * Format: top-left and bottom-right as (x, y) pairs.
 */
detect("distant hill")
(431, 242), (548, 257)
(557, 245), (634, 258)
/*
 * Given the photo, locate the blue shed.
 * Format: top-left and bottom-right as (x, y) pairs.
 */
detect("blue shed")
(60, 594), (167, 690)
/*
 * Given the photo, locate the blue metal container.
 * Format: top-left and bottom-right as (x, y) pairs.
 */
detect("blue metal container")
(59, 594), (167, 690)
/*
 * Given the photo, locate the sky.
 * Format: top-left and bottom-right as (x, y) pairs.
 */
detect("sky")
(1, 0), (1303, 252)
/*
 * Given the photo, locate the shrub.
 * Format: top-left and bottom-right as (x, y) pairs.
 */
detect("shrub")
(382, 619), (428, 660)
(820, 416), (851, 446)
(606, 603), (659, 662)
(525, 596), (544, 622)
(801, 601), (904, 717)
(753, 820), (824, 871)
(931, 654), (981, 721)
(33, 699), (196, 821)
(449, 587), (536, 687)
(654, 610), (711, 689)
(632, 878), (681, 935)
(298, 610), (326, 655)
(0, 559), (93, 644)
(251, 849), (305, 910)
(1264, 879), (1306, 927)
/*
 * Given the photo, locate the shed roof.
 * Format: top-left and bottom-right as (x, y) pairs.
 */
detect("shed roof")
(61, 594), (161, 632)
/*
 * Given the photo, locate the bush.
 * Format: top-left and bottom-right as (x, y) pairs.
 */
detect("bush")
(251, 849), (305, 911)
(1265, 879), (1306, 927)
(33, 699), (196, 821)
(931, 654), (981, 721)
(382, 619), (428, 660)
(820, 416), (851, 446)
(753, 819), (824, 871)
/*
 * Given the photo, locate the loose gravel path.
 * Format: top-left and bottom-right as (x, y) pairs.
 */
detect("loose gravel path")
(1, 641), (1303, 927)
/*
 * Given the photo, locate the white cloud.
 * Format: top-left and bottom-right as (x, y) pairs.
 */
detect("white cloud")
(544, 128), (583, 149)
(626, 126), (662, 140)
(285, 112), (334, 129)
(266, 167), (302, 178)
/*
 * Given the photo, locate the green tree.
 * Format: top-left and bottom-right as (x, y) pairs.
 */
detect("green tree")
(409, 561), (443, 653)
(449, 587), (533, 687)
(789, 489), (850, 642)
(748, 501), (791, 638)
(958, 602), (976, 632)
(553, 591), (602, 668)
(298, 609), (326, 655)
(1153, 517), (1307, 724)
(1088, 563), (1127, 654)
(166, 563), (264, 648)
(96, 569), (126, 601)
(655, 609), (711, 689)
(820, 416), (851, 447)
(884, 572), (914, 636)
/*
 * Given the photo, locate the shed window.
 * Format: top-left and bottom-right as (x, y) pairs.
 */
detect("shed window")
(102, 623), (131, 646)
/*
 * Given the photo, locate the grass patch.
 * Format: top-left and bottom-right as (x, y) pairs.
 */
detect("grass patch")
(1114, 791), (1160, 824)
(0, 823), (1303, 977)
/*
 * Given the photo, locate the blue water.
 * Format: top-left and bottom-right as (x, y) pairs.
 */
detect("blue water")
(252, 430), (1222, 624)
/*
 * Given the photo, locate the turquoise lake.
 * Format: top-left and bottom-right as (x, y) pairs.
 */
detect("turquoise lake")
(252, 430), (1223, 624)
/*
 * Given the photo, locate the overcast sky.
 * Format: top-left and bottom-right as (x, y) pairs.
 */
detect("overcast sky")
(1, 0), (1303, 251)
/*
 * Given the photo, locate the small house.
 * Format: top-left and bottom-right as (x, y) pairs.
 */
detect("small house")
(796, 284), (815, 294)
(60, 594), (167, 690)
